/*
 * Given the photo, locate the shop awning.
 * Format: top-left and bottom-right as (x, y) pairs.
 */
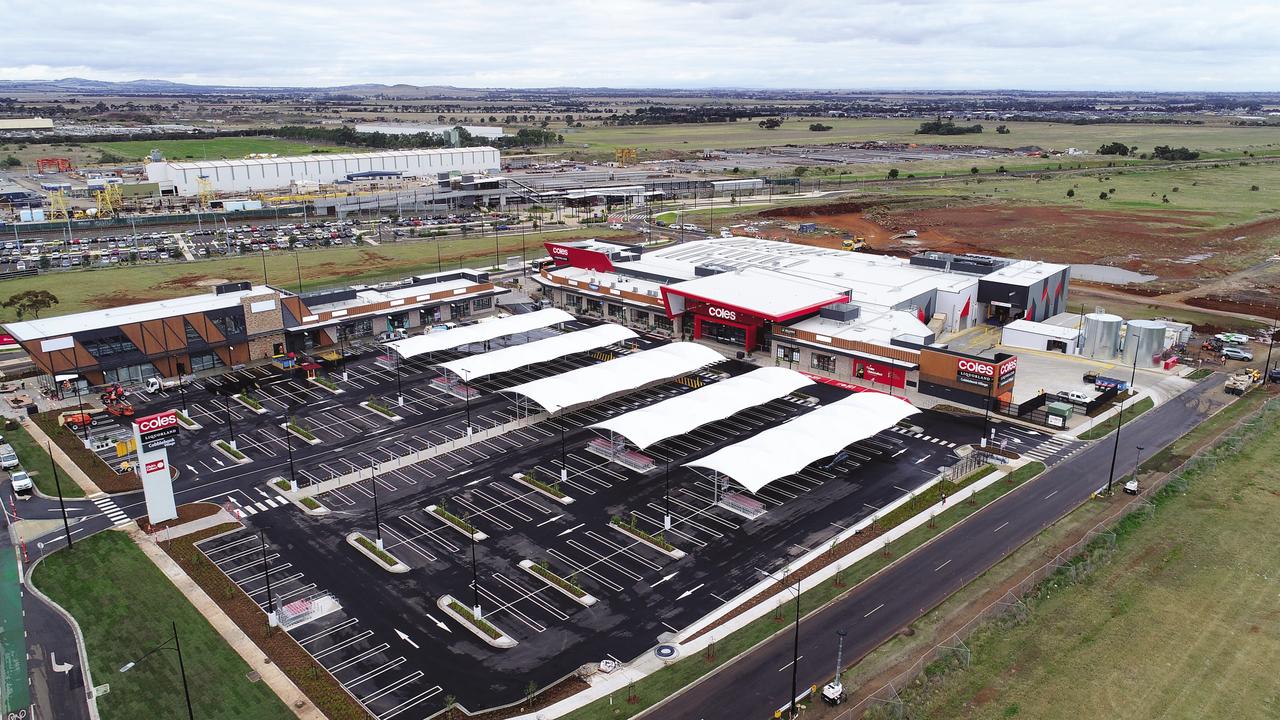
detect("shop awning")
(384, 308), (573, 359)
(437, 324), (638, 382)
(685, 392), (920, 494)
(589, 367), (812, 450)
(502, 342), (724, 414)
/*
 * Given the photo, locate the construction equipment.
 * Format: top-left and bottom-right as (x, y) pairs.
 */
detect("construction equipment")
(100, 384), (135, 417)
(840, 235), (866, 251)
(197, 176), (215, 209)
(47, 189), (71, 221)
(36, 157), (72, 173)
(94, 183), (123, 218)
(614, 147), (637, 167)
(1224, 373), (1251, 396)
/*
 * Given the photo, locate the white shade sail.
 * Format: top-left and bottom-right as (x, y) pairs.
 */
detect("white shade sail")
(502, 342), (724, 414)
(437, 324), (638, 382)
(685, 392), (920, 494)
(589, 367), (812, 450)
(384, 308), (573, 359)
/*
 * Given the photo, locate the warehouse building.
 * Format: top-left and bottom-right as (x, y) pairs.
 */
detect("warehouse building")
(534, 236), (1068, 396)
(4, 270), (505, 385)
(145, 147), (502, 196)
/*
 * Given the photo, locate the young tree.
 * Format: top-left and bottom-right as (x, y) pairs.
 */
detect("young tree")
(2, 289), (59, 320)
(887, 168), (900, 179)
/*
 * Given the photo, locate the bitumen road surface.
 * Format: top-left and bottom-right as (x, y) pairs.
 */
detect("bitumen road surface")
(657, 376), (1225, 720)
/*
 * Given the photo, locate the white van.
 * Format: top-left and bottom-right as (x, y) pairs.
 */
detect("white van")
(0, 444), (19, 469)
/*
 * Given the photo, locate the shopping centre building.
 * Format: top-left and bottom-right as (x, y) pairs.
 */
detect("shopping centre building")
(5, 270), (505, 385)
(534, 236), (1069, 403)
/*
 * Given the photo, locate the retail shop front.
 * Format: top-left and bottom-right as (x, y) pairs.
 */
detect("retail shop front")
(662, 282), (846, 354)
(687, 301), (765, 351)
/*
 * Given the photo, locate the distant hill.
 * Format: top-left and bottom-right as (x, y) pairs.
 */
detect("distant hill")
(0, 77), (486, 98)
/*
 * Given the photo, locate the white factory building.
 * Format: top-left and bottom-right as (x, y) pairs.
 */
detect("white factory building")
(145, 147), (502, 196)
(355, 123), (506, 140)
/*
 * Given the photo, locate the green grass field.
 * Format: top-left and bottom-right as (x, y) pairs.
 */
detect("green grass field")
(566, 117), (1280, 159)
(32, 531), (293, 720)
(91, 137), (350, 162)
(5, 421), (84, 498)
(889, 160), (1280, 227)
(0, 228), (622, 321)
(887, 399), (1280, 720)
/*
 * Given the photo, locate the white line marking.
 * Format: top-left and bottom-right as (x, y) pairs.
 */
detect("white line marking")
(935, 559), (951, 572)
(994, 521), (1009, 533)
(864, 603), (884, 618)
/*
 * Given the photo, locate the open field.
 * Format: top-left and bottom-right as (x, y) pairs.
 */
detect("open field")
(566, 117), (1280, 158)
(32, 530), (293, 720)
(0, 227), (625, 320)
(882, 398), (1280, 720)
(91, 137), (350, 161)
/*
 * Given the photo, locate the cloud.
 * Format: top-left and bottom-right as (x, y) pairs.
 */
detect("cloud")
(1, 0), (1277, 90)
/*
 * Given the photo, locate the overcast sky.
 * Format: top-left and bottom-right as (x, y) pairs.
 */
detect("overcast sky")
(2, 0), (1277, 91)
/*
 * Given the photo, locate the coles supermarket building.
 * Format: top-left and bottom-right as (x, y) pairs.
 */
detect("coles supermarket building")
(535, 236), (1068, 406)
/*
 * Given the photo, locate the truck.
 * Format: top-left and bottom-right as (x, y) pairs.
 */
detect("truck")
(145, 376), (183, 394)
(1091, 375), (1130, 392)
(1224, 374), (1251, 396)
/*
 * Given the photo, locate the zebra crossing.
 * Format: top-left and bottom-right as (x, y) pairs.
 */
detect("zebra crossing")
(92, 496), (132, 526)
(226, 493), (290, 517)
(889, 425), (959, 449)
(1021, 436), (1081, 465)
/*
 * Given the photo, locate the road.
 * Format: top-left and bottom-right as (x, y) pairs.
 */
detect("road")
(658, 377), (1225, 719)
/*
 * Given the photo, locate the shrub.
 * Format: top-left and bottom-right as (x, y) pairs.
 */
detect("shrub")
(530, 560), (586, 598)
(300, 497), (321, 510)
(448, 600), (500, 639)
(355, 535), (397, 566)
(611, 515), (674, 551)
(287, 422), (316, 442)
(236, 393), (262, 410)
(433, 503), (476, 534)
(216, 440), (245, 460)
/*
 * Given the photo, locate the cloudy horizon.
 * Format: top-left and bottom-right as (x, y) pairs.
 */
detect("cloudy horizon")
(2, 0), (1277, 92)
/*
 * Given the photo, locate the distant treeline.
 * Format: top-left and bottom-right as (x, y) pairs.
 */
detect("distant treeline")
(7, 125), (563, 150)
(915, 117), (984, 135)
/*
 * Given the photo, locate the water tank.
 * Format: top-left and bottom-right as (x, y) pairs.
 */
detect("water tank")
(1082, 312), (1123, 359)
(1122, 319), (1167, 366)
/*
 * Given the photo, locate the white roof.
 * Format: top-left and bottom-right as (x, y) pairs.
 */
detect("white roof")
(385, 308), (573, 358)
(4, 285), (274, 342)
(685, 392), (920, 494)
(590, 367), (812, 450)
(1002, 319), (1080, 340)
(667, 267), (847, 318)
(984, 259), (1069, 287)
(437, 324), (637, 382)
(502, 342), (724, 414)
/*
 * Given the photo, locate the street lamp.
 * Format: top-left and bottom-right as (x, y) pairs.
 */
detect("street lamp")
(559, 411), (568, 485)
(469, 511), (481, 619)
(1133, 445), (1145, 483)
(260, 531), (277, 627)
(1105, 350), (1141, 494)
(663, 454), (672, 531)
(370, 463), (383, 550)
(282, 415), (297, 490)
(119, 621), (194, 720)
(759, 568), (803, 719)
(222, 395), (236, 449)
(47, 441), (73, 550)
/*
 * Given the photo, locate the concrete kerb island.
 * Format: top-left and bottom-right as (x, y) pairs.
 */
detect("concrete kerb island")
(513, 461), (1020, 720)
(282, 422), (322, 446)
(512, 471), (575, 505)
(233, 393), (269, 415)
(609, 521), (686, 560)
(358, 400), (402, 421)
(308, 377), (344, 395)
(211, 440), (252, 465)
(518, 559), (598, 607)
(270, 478), (330, 515)
(438, 594), (518, 649)
(425, 504), (489, 541)
(176, 412), (204, 431)
(345, 531), (410, 573)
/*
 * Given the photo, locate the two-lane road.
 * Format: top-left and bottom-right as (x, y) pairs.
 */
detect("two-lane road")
(661, 379), (1226, 719)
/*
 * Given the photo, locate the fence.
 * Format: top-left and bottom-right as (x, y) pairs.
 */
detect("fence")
(940, 451), (994, 483)
(835, 393), (1280, 719)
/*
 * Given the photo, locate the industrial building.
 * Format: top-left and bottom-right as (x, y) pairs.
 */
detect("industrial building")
(0, 117), (54, 131)
(144, 147), (502, 196)
(534, 236), (1069, 400)
(4, 270), (505, 385)
(355, 123), (506, 140)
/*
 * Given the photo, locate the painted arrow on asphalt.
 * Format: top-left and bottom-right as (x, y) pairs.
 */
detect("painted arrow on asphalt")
(394, 628), (420, 648)
(51, 652), (73, 674)
(186, 464), (197, 474)
(425, 613), (452, 633)
(558, 523), (584, 537)
(651, 571), (678, 589)
(213, 458), (225, 467)
(676, 583), (704, 601)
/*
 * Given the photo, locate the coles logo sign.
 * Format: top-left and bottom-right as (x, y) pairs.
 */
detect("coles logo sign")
(144, 459), (166, 474)
(549, 245), (569, 257)
(956, 359), (996, 376)
(136, 411), (178, 434)
(707, 306), (738, 322)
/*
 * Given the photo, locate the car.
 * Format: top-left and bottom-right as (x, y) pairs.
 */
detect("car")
(1123, 478), (1139, 495)
(608, 223), (624, 230)
(0, 444), (19, 469)
(1057, 390), (1091, 404)
(1222, 346), (1253, 361)
(9, 469), (32, 497)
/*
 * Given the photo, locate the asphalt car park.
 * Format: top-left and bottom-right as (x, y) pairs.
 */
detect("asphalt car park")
(94, 325), (1080, 714)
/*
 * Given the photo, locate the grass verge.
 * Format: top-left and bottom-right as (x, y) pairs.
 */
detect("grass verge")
(31, 411), (140, 493)
(610, 516), (675, 551)
(873, 400), (1280, 719)
(272, 478), (291, 491)
(520, 471), (566, 499)
(313, 376), (339, 391)
(432, 503), (477, 535)
(561, 462), (1045, 720)
(1185, 368), (1214, 380)
(529, 561), (586, 598)
(448, 600), (500, 640)
(32, 530), (293, 720)
(300, 497), (321, 510)
(1077, 396), (1155, 440)
(163, 523), (370, 719)
(6, 420), (84, 498)
(286, 422), (317, 442)
(354, 535), (398, 567)
(365, 399), (396, 418)
(215, 441), (246, 461)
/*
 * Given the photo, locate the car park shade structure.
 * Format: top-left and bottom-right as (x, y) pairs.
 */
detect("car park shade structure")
(384, 308), (573, 359)
(501, 342), (724, 414)
(435, 324), (638, 382)
(589, 367), (812, 449)
(686, 391), (920, 494)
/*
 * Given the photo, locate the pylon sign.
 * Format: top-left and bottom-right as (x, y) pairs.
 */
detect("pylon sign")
(132, 410), (179, 523)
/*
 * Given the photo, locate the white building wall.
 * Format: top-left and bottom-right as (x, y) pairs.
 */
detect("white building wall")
(146, 147), (502, 196)
(934, 280), (980, 333)
(1000, 325), (1081, 355)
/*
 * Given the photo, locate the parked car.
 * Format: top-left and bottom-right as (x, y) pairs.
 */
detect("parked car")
(0, 444), (19, 469)
(1057, 390), (1091, 404)
(9, 469), (32, 497)
(1222, 346), (1253, 361)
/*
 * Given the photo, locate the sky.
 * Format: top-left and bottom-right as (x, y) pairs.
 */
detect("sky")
(2, 0), (1278, 91)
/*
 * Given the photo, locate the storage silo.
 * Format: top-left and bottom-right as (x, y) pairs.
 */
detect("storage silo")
(1082, 312), (1123, 359)
(1122, 319), (1168, 366)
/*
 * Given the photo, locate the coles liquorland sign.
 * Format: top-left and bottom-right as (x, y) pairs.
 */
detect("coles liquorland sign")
(955, 356), (1018, 388)
(134, 410), (179, 450)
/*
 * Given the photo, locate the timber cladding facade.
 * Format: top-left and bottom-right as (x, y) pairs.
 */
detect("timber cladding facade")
(917, 346), (1019, 409)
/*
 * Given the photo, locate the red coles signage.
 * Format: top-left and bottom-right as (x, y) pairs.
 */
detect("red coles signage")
(855, 359), (906, 389)
(543, 243), (615, 272)
(144, 459), (166, 474)
(135, 410), (178, 434)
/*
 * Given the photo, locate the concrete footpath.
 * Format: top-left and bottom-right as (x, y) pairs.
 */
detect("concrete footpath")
(130, 520), (325, 720)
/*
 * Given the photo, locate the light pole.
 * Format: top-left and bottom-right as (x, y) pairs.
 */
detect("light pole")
(760, 568), (803, 719)
(1265, 304), (1277, 374)
(176, 362), (188, 413)
(1105, 350), (1140, 494)
(831, 629), (847, 695)
(222, 395), (236, 449)
(559, 411), (568, 485)
(663, 455), (672, 531)
(260, 531), (277, 627)
(1133, 445), (1145, 484)
(119, 621), (194, 720)
(462, 369), (473, 438)
(47, 441), (72, 550)
(282, 415), (297, 490)
(370, 463), (383, 550)
(469, 512), (481, 619)
(394, 351), (404, 408)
